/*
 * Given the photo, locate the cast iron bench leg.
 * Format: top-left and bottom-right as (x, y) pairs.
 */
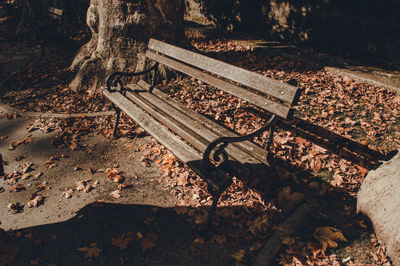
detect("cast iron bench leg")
(112, 106), (121, 139)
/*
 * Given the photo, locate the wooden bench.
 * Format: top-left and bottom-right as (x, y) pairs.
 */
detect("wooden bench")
(103, 39), (300, 225)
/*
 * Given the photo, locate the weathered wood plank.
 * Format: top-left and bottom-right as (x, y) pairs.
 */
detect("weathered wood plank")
(103, 90), (201, 163)
(148, 38), (299, 104)
(133, 81), (269, 165)
(103, 89), (233, 190)
(126, 85), (263, 165)
(146, 50), (292, 119)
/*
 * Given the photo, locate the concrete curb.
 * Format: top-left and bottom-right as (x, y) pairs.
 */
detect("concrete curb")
(324, 67), (400, 94)
(0, 103), (115, 119)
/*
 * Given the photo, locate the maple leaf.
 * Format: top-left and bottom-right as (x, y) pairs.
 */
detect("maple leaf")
(110, 190), (122, 198)
(313, 226), (347, 250)
(112, 233), (133, 250)
(27, 195), (45, 208)
(281, 237), (295, 246)
(11, 183), (25, 192)
(277, 186), (304, 212)
(7, 202), (23, 213)
(77, 243), (101, 259)
(232, 249), (245, 262)
(140, 233), (158, 253)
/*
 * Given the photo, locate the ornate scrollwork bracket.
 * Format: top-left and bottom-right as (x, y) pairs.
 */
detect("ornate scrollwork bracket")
(105, 62), (159, 95)
(105, 62), (159, 139)
(202, 114), (277, 172)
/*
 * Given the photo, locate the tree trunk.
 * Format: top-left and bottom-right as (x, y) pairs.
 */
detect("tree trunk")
(69, 0), (184, 92)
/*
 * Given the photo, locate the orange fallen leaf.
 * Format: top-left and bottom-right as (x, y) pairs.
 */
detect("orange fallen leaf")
(77, 243), (101, 259)
(140, 233), (158, 253)
(112, 233), (133, 250)
(110, 190), (121, 198)
(313, 226), (347, 250)
(232, 249), (245, 262)
(27, 195), (45, 208)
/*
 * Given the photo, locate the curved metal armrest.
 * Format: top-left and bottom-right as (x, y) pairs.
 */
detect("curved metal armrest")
(105, 62), (159, 92)
(202, 115), (276, 170)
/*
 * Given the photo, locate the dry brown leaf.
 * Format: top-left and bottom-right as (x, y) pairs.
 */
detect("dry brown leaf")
(11, 183), (25, 192)
(77, 243), (101, 259)
(310, 158), (323, 172)
(21, 173), (31, 180)
(76, 179), (90, 191)
(110, 190), (121, 198)
(278, 186), (304, 212)
(331, 173), (344, 186)
(140, 233), (158, 253)
(117, 184), (131, 191)
(63, 189), (73, 199)
(7, 202), (23, 213)
(83, 184), (94, 193)
(69, 142), (79, 151)
(313, 226), (347, 250)
(27, 195), (45, 208)
(112, 233), (133, 250)
(232, 249), (245, 262)
(281, 237), (296, 246)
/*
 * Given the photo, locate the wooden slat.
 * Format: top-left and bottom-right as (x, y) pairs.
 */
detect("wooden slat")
(125, 85), (264, 165)
(103, 90), (201, 163)
(134, 80), (269, 165)
(146, 50), (292, 120)
(148, 38), (299, 104)
(103, 89), (235, 190)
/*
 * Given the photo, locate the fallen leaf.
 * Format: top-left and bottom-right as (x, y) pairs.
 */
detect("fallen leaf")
(310, 158), (323, 172)
(27, 195), (45, 208)
(232, 249), (245, 262)
(83, 184), (94, 193)
(140, 233), (158, 253)
(11, 183), (25, 192)
(110, 190), (121, 198)
(281, 237), (296, 246)
(7, 202), (23, 213)
(278, 186), (304, 212)
(112, 233), (133, 250)
(117, 184), (131, 191)
(136, 232), (143, 240)
(313, 226), (347, 250)
(63, 189), (73, 199)
(15, 155), (25, 161)
(21, 173), (31, 180)
(76, 179), (90, 191)
(33, 172), (43, 178)
(77, 243), (101, 259)
(69, 142), (79, 150)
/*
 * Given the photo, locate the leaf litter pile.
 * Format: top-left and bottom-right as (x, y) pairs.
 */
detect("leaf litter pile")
(1, 39), (399, 265)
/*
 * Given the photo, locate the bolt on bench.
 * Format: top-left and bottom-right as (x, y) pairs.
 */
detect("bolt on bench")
(103, 38), (300, 225)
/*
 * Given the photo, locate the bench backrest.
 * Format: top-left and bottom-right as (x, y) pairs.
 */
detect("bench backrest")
(145, 38), (300, 120)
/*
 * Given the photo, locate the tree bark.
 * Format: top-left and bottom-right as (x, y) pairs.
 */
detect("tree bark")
(69, 0), (184, 92)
